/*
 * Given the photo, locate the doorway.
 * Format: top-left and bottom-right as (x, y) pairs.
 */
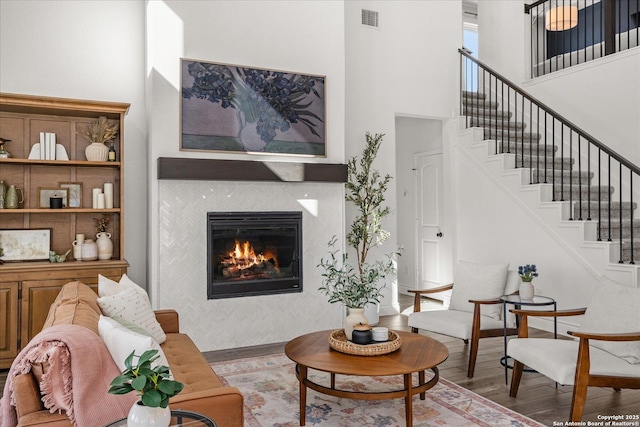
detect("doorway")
(394, 116), (452, 302)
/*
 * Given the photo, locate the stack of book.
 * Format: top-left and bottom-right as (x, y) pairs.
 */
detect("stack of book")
(40, 132), (57, 160)
(27, 133), (69, 160)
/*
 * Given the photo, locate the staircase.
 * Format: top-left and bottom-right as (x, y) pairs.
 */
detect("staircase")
(458, 49), (639, 287)
(462, 90), (639, 265)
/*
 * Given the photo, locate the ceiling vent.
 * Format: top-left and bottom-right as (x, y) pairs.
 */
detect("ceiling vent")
(361, 9), (379, 28)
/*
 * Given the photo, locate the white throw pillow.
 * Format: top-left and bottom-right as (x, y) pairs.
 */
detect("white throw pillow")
(97, 286), (166, 344)
(98, 273), (147, 298)
(448, 261), (509, 319)
(578, 276), (640, 364)
(98, 315), (171, 373)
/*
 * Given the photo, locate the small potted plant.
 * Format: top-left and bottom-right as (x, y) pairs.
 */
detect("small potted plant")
(318, 132), (400, 339)
(518, 264), (539, 300)
(81, 115), (119, 161)
(108, 349), (184, 427)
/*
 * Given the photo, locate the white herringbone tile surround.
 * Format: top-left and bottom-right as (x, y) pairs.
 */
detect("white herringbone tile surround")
(158, 180), (344, 352)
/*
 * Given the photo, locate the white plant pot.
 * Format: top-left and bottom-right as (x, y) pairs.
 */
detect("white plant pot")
(344, 307), (368, 341)
(85, 142), (109, 161)
(519, 281), (535, 300)
(127, 402), (170, 427)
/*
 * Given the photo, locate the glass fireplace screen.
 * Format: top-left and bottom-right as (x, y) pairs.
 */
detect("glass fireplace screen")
(207, 211), (302, 299)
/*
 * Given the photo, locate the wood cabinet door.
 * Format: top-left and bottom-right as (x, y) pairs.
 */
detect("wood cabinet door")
(21, 279), (71, 345)
(0, 281), (19, 367)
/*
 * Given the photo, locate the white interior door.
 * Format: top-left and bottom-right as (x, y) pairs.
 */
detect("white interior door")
(415, 152), (445, 292)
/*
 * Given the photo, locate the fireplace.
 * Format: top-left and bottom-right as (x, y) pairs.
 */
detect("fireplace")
(207, 211), (303, 299)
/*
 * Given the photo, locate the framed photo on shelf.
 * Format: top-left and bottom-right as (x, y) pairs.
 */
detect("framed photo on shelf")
(0, 229), (51, 261)
(180, 58), (326, 156)
(38, 187), (69, 208)
(59, 182), (83, 208)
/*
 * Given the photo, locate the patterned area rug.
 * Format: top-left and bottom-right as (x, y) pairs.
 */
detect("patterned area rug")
(211, 353), (544, 427)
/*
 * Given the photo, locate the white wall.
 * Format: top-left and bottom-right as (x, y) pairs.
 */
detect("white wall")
(345, 1), (463, 314)
(0, 0), (148, 285)
(146, 0), (346, 348)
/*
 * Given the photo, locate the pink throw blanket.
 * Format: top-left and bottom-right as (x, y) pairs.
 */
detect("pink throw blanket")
(0, 324), (136, 427)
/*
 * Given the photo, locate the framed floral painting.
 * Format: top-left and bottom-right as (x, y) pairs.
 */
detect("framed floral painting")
(180, 59), (326, 156)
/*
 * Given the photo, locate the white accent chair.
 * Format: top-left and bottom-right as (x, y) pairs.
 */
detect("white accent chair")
(408, 261), (520, 377)
(508, 277), (640, 422)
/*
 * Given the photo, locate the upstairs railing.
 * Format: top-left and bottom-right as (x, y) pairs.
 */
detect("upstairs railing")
(460, 48), (639, 264)
(526, 0), (639, 77)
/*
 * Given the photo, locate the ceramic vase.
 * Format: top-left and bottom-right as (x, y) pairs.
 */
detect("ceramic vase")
(85, 142), (108, 161)
(5, 185), (23, 209)
(96, 232), (113, 260)
(344, 307), (368, 341)
(0, 180), (6, 209)
(80, 239), (98, 261)
(519, 281), (535, 300)
(127, 402), (170, 427)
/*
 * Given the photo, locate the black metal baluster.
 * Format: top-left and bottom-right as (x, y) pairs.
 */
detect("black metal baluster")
(544, 111), (548, 183)
(555, 118), (560, 201)
(631, 170), (635, 264)
(608, 155), (612, 241)
(577, 133), (582, 220)
(587, 137), (591, 220)
(598, 148), (602, 241)
(619, 162), (624, 263)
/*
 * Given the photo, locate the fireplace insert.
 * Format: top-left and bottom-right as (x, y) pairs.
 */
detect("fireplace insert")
(207, 211), (302, 299)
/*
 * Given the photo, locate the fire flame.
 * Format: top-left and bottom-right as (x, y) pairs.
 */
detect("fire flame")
(225, 239), (279, 271)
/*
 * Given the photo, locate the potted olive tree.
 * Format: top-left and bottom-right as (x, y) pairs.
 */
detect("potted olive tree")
(318, 132), (400, 339)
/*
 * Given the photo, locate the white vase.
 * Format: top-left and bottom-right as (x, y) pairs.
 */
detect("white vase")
(344, 307), (368, 341)
(519, 281), (535, 300)
(127, 402), (170, 427)
(239, 121), (268, 152)
(80, 239), (98, 261)
(85, 142), (108, 161)
(96, 232), (113, 260)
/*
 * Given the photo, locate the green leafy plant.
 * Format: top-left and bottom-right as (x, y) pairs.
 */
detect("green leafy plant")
(318, 132), (400, 308)
(108, 349), (184, 408)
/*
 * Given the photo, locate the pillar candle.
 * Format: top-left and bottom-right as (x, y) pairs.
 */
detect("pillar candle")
(92, 188), (102, 209)
(97, 193), (105, 209)
(103, 182), (114, 209)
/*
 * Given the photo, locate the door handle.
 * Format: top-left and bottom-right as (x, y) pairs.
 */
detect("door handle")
(436, 232), (443, 237)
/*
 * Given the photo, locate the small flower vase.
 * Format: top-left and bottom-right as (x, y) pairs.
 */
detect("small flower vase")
(127, 401), (170, 427)
(344, 307), (368, 341)
(85, 142), (108, 161)
(96, 232), (113, 260)
(519, 281), (535, 300)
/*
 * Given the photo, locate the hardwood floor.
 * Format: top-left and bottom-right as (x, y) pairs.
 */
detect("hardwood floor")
(2, 296), (638, 426)
(203, 295), (640, 426)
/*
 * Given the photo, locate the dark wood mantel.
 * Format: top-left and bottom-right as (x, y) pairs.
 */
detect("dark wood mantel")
(157, 157), (347, 183)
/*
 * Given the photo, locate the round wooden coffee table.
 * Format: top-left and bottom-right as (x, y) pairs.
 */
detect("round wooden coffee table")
(284, 330), (448, 427)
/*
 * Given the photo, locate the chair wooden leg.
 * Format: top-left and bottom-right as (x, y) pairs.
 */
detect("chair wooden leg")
(570, 339), (591, 422)
(509, 360), (525, 397)
(467, 334), (480, 377)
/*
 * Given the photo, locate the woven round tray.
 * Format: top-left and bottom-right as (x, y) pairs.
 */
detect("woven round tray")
(328, 329), (402, 356)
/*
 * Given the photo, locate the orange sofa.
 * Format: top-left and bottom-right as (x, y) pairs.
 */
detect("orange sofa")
(9, 281), (243, 427)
